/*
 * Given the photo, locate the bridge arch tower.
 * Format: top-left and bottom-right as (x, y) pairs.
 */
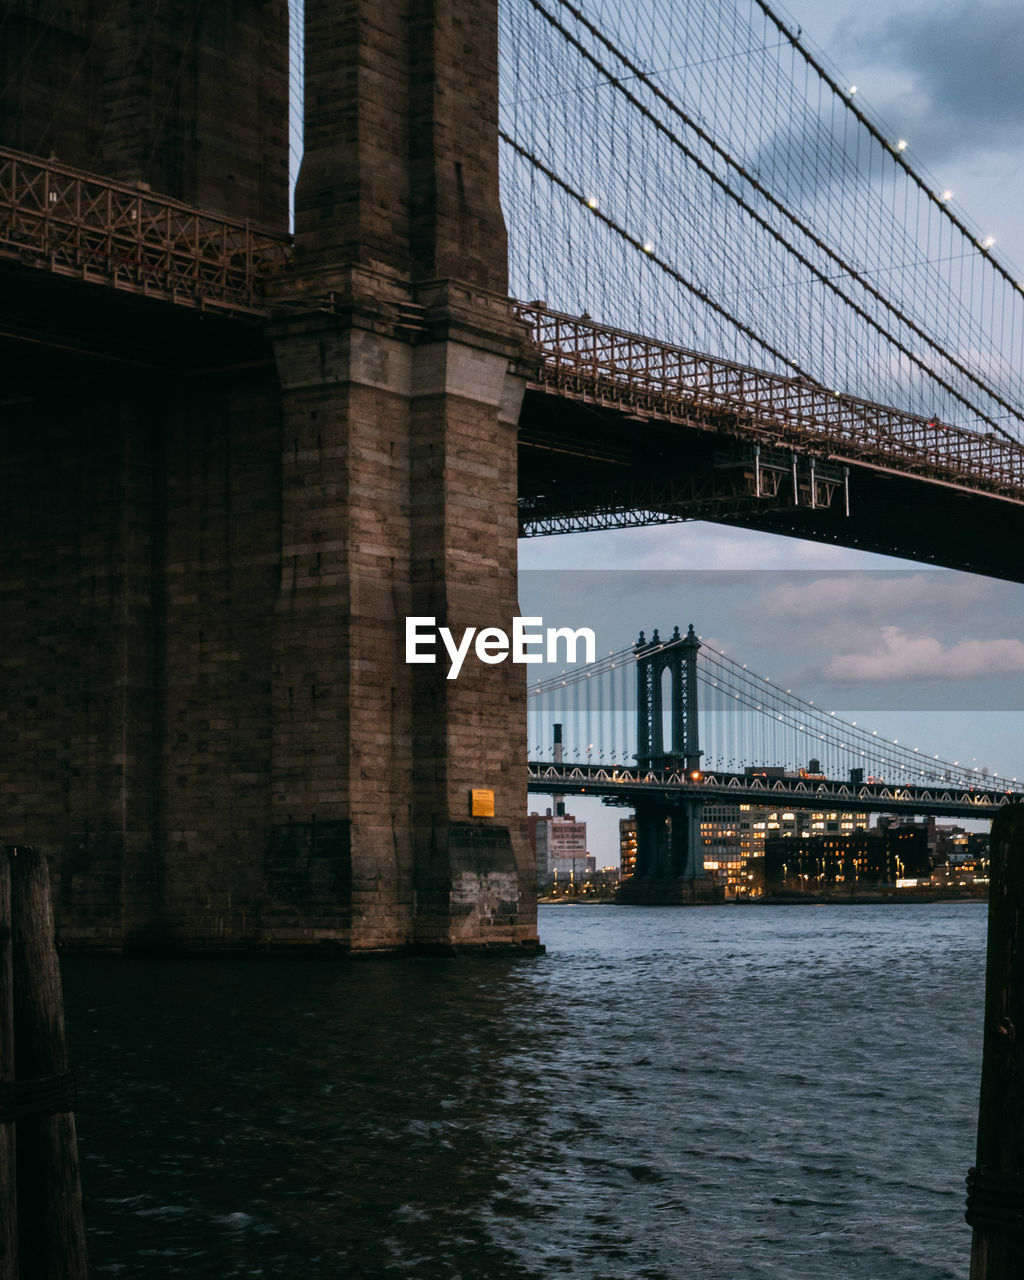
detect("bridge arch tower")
(621, 625), (713, 902)
(635, 624), (703, 773)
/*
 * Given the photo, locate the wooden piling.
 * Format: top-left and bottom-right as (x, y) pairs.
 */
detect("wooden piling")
(0, 853), (16, 1280)
(967, 805), (1024, 1278)
(8, 847), (87, 1280)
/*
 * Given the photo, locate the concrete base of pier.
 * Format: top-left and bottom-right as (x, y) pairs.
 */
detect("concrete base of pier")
(615, 876), (723, 906)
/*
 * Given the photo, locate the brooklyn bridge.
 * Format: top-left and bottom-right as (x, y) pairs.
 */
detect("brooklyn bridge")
(0, 0), (1021, 950)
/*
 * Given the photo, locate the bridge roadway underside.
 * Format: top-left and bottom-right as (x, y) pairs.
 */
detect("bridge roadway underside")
(0, 259), (273, 389)
(9, 276), (1020, 585)
(517, 390), (1024, 582)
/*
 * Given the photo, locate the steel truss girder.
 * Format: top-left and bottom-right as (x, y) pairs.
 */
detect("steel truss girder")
(0, 145), (290, 317)
(514, 305), (1024, 503)
(526, 762), (1022, 820)
(518, 443), (845, 536)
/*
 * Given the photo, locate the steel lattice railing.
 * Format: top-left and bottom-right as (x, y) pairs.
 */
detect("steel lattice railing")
(3, 143), (1023, 508)
(0, 145), (291, 317)
(514, 304), (1024, 502)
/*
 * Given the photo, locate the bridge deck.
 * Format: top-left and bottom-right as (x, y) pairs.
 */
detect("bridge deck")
(528, 762), (1021, 820)
(3, 146), (1024, 575)
(514, 305), (1024, 505)
(0, 146), (290, 318)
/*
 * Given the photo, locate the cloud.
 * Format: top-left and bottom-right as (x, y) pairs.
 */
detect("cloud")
(836, 0), (1024, 163)
(518, 526), (922, 572)
(752, 571), (987, 622)
(825, 625), (1024, 680)
(742, 0), (1024, 209)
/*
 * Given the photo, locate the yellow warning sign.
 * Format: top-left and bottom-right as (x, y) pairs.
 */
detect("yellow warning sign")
(469, 789), (495, 817)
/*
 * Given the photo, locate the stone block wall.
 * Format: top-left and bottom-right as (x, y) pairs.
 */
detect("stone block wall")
(0, 367), (285, 948)
(0, 0), (541, 952)
(0, 0), (289, 229)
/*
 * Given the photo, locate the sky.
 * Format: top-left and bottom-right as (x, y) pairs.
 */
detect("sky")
(782, 0), (1024, 261)
(518, 0), (1024, 862)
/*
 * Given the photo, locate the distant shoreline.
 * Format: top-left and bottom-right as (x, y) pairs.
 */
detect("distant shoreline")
(733, 893), (987, 906)
(539, 892), (988, 907)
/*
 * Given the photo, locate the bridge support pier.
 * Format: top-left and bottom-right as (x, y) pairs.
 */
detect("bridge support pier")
(0, 0), (540, 952)
(267, 294), (536, 951)
(616, 797), (719, 905)
(261, 0), (538, 952)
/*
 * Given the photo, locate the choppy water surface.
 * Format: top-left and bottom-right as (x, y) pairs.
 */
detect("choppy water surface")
(63, 903), (985, 1278)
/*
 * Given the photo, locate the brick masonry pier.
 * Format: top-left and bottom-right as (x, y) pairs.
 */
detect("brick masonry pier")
(0, 0), (539, 953)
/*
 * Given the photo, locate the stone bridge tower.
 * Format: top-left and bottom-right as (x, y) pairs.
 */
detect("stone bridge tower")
(267, 0), (536, 951)
(0, 0), (538, 952)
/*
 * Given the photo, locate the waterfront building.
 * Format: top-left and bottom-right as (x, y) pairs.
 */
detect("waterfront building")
(615, 803), (873, 895)
(619, 816), (637, 880)
(528, 810), (590, 884)
(701, 803), (871, 894)
(764, 825), (931, 890)
(927, 825), (989, 887)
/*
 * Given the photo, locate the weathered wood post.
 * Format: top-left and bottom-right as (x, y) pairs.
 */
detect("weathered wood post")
(966, 806), (1024, 1277)
(7, 847), (88, 1280)
(0, 852), (16, 1280)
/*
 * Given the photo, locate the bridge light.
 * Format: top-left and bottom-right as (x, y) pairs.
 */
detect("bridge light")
(982, 236), (996, 249)
(848, 85), (857, 95)
(586, 195), (599, 209)
(691, 770), (702, 781)
(940, 189), (952, 202)
(642, 240), (655, 253)
(896, 139), (908, 151)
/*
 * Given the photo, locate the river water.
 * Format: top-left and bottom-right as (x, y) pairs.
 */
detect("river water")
(63, 902), (985, 1279)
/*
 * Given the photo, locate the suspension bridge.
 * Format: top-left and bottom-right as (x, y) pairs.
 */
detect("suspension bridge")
(5, 1), (1024, 580)
(527, 623), (1022, 890)
(0, 0), (1020, 947)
